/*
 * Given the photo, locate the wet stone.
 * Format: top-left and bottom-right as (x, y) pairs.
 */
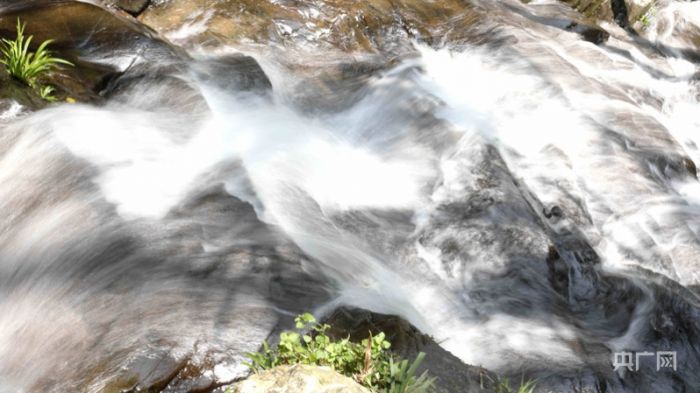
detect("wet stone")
(117, 0), (151, 16)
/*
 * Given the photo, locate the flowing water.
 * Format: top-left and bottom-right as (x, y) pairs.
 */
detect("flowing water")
(1, 0), (700, 392)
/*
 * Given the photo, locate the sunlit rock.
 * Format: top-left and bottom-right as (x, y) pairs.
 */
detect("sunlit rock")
(0, 0), (178, 104)
(140, 0), (482, 52)
(232, 365), (371, 393)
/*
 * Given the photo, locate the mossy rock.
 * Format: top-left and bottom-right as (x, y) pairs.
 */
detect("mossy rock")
(0, 70), (47, 111)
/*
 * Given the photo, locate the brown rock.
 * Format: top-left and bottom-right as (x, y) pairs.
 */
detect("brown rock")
(117, 0), (151, 16)
(0, 0), (180, 104)
(140, 0), (482, 52)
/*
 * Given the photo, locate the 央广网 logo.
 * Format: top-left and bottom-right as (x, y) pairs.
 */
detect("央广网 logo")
(613, 351), (677, 372)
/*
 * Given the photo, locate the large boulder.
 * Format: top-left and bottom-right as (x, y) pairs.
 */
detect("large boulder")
(0, 0), (181, 106)
(232, 365), (371, 393)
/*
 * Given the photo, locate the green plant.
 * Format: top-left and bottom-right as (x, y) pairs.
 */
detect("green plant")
(639, 3), (657, 30)
(0, 19), (73, 88)
(39, 85), (57, 102)
(496, 378), (537, 393)
(385, 353), (434, 393)
(244, 312), (434, 393)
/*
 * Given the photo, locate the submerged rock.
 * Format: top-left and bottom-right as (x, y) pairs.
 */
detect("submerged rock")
(232, 365), (371, 393)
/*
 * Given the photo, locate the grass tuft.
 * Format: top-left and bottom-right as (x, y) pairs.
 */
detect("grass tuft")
(496, 377), (537, 393)
(0, 18), (73, 90)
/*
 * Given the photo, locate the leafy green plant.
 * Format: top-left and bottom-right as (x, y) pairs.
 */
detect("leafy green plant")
(244, 312), (434, 393)
(0, 19), (73, 88)
(639, 3), (657, 30)
(385, 353), (434, 393)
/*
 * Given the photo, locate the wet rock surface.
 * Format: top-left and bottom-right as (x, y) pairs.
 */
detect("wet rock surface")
(140, 0), (483, 51)
(117, 0), (152, 16)
(0, 135), (332, 392)
(0, 1), (275, 114)
(0, 0), (181, 104)
(566, 21), (611, 44)
(0, 71), (47, 111)
(192, 54), (273, 93)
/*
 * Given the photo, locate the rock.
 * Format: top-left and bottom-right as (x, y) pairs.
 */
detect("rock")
(323, 307), (497, 393)
(192, 54), (273, 93)
(117, 0), (151, 16)
(611, 0), (630, 27)
(646, 4), (700, 61)
(559, 0), (611, 20)
(231, 365), (371, 393)
(102, 349), (189, 393)
(0, 70), (47, 110)
(560, 0), (655, 28)
(140, 0), (482, 52)
(101, 53), (272, 122)
(285, 58), (390, 113)
(504, 3), (611, 45)
(566, 22), (610, 44)
(684, 158), (697, 179)
(0, 0), (181, 104)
